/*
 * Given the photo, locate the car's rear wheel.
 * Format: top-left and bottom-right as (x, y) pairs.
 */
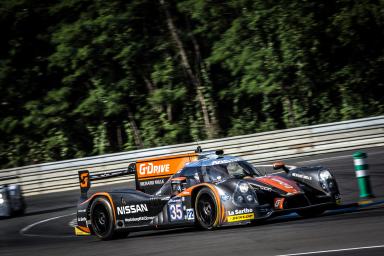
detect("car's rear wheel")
(195, 188), (219, 230)
(90, 197), (115, 240)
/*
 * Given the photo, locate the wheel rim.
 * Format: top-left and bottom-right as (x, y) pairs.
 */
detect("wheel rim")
(92, 203), (110, 235)
(197, 194), (216, 227)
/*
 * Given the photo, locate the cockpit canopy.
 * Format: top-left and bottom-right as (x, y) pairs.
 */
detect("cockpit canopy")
(155, 157), (262, 196)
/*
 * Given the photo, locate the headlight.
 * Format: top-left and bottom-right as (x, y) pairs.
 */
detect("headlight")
(237, 195), (244, 203)
(319, 170), (332, 181)
(239, 183), (249, 193)
(246, 194), (254, 202)
(0, 193), (2, 199)
(0, 198), (4, 204)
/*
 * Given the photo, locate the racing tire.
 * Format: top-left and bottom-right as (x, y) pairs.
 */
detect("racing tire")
(195, 188), (219, 230)
(90, 197), (115, 240)
(296, 208), (325, 218)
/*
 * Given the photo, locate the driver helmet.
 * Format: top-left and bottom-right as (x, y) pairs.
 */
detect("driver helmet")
(227, 162), (243, 176)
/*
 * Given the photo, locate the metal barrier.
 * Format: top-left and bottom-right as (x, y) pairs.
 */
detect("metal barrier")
(1, 115), (383, 196)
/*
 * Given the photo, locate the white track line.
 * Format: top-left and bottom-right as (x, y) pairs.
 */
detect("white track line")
(275, 244), (384, 256)
(20, 212), (76, 237)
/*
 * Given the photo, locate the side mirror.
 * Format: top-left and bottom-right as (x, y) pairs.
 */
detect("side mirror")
(171, 177), (187, 195)
(127, 163), (136, 174)
(273, 161), (289, 173)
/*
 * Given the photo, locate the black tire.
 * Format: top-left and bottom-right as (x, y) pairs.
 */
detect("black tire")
(90, 197), (115, 240)
(296, 208), (325, 218)
(195, 188), (219, 230)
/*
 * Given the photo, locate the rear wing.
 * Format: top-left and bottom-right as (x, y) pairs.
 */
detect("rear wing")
(78, 163), (135, 198)
(78, 148), (220, 196)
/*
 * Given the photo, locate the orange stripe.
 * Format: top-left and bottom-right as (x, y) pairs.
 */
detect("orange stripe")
(80, 192), (116, 223)
(77, 225), (90, 233)
(257, 177), (299, 194)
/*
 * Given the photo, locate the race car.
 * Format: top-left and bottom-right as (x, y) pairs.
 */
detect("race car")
(75, 148), (340, 240)
(0, 176), (26, 217)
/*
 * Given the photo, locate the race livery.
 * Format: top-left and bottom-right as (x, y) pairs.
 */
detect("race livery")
(75, 148), (340, 239)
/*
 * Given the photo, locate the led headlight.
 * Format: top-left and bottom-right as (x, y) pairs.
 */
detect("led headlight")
(246, 194), (254, 202)
(319, 169), (334, 191)
(239, 183), (249, 193)
(237, 195), (244, 203)
(319, 170), (332, 181)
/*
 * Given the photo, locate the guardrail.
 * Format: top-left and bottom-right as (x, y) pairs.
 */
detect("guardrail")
(1, 115), (383, 196)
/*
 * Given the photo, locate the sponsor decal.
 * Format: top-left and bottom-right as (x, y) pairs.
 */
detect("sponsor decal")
(274, 198), (285, 209)
(251, 184), (272, 192)
(79, 172), (89, 188)
(140, 179), (165, 187)
(227, 213), (255, 222)
(117, 204), (148, 215)
(169, 198), (182, 203)
(292, 173), (312, 181)
(211, 158), (240, 165)
(78, 209), (86, 213)
(124, 216), (155, 222)
(139, 163), (170, 176)
(227, 208), (253, 216)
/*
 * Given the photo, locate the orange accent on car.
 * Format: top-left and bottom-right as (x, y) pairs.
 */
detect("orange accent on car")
(257, 176), (300, 194)
(274, 197), (285, 209)
(77, 225), (90, 233)
(80, 172), (90, 188)
(80, 192), (116, 223)
(136, 153), (198, 179)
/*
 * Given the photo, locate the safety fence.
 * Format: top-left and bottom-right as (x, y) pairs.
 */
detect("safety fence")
(1, 115), (383, 196)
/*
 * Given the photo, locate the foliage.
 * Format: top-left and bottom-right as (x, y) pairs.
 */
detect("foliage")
(1, 0), (384, 168)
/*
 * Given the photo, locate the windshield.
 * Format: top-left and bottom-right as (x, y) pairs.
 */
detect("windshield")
(202, 160), (261, 182)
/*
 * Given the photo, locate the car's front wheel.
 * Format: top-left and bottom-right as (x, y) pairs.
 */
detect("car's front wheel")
(90, 197), (115, 240)
(195, 188), (219, 230)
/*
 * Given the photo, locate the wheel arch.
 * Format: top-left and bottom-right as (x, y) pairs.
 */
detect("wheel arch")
(85, 192), (117, 232)
(190, 184), (224, 226)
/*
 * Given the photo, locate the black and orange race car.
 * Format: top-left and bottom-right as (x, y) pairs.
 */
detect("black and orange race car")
(75, 148), (341, 240)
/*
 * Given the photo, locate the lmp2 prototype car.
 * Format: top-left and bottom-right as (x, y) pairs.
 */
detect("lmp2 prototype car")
(75, 148), (341, 240)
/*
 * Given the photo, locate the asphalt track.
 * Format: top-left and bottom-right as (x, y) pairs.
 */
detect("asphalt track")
(1, 147), (383, 256)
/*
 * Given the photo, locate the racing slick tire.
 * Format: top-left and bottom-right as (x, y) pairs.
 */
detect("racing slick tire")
(90, 197), (116, 240)
(195, 188), (219, 230)
(296, 208), (325, 218)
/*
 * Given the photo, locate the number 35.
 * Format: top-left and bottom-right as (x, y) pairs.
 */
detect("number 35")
(169, 204), (183, 220)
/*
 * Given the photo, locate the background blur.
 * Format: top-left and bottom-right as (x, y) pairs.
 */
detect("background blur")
(1, 0), (384, 168)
